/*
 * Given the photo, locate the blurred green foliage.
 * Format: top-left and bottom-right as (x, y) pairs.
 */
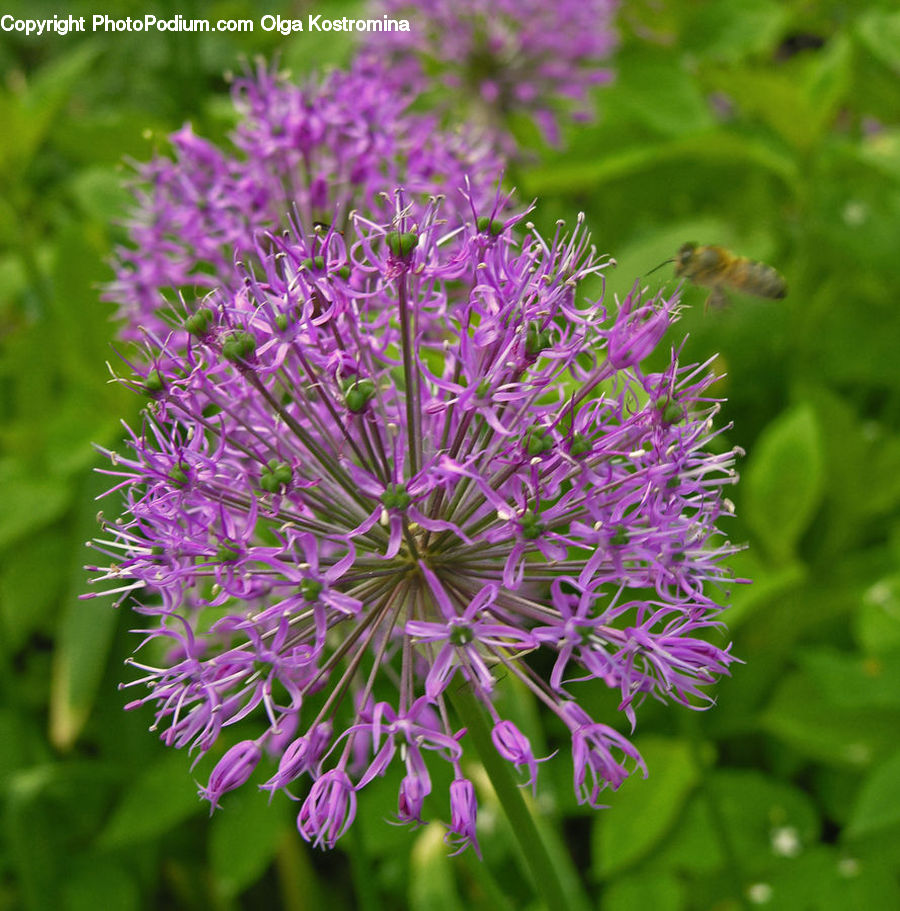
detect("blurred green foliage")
(2, 0), (900, 908)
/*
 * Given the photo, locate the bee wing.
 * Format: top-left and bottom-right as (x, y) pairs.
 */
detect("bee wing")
(705, 286), (730, 311)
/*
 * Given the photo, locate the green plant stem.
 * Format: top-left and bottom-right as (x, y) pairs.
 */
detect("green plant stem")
(275, 827), (320, 911)
(349, 802), (381, 911)
(449, 685), (585, 911)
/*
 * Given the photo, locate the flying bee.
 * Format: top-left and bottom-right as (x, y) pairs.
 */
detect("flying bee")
(652, 243), (787, 309)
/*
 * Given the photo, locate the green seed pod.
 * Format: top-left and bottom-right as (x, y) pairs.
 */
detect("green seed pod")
(272, 462), (292, 485)
(222, 330), (256, 362)
(381, 484), (411, 511)
(259, 472), (280, 493)
(476, 215), (506, 236)
(217, 541), (241, 563)
(144, 369), (165, 394)
(571, 434), (591, 457)
(168, 463), (189, 487)
(449, 625), (475, 646)
(185, 307), (213, 336)
(525, 427), (554, 456)
(521, 511), (545, 540)
(661, 402), (683, 425)
(300, 578), (323, 601)
(386, 230), (418, 257)
(344, 378), (376, 413)
(525, 321), (554, 357)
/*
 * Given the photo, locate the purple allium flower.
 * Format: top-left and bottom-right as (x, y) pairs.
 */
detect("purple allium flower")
(363, 0), (618, 144)
(107, 59), (499, 339)
(88, 193), (739, 851)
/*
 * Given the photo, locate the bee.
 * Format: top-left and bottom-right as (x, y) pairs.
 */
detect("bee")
(671, 243), (787, 309)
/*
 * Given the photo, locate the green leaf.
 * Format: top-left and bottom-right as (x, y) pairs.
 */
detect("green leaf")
(803, 385), (900, 551)
(209, 788), (287, 897)
(0, 44), (98, 177)
(855, 11), (900, 74)
(846, 748), (900, 839)
(743, 403), (825, 563)
(604, 871), (685, 911)
(684, 0), (789, 61)
(97, 749), (202, 849)
(0, 708), (32, 783)
(409, 824), (465, 911)
(0, 458), (71, 551)
(523, 130), (797, 195)
(761, 671), (900, 768)
(0, 528), (68, 651)
(62, 861), (140, 911)
(854, 128), (900, 183)
(610, 50), (714, 137)
(855, 574), (900, 656)
(4, 771), (64, 910)
(68, 166), (133, 223)
(592, 737), (700, 878)
(804, 34), (854, 137)
(654, 770), (819, 876)
(765, 845), (900, 911)
(49, 468), (121, 749)
(720, 549), (807, 630)
(797, 646), (900, 709)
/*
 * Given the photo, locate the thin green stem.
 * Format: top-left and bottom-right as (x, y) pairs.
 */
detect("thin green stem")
(349, 818), (381, 911)
(448, 685), (585, 911)
(275, 826), (320, 911)
(397, 272), (422, 475)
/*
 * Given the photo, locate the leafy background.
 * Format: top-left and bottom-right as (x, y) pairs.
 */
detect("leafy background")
(2, 0), (900, 908)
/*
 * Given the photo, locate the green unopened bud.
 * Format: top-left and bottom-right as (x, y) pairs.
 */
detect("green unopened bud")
(338, 265), (351, 280)
(168, 462), (189, 487)
(521, 511), (545, 540)
(476, 216), (505, 236)
(259, 473), (280, 493)
(144, 370), (164, 394)
(524, 427), (554, 456)
(301, 255), (326, 271)
(274, 313), (289, 332)
(449, 625), (474, 646)
(381, 483), (411, 511)
(260, 459), (292, 492)
(343, 378), (376, 413)
(571, 433), (591, 457)
(185, 307), (213, 336)
(525, 321), (554, 357)
(300, 578), (323, 601)
(272, 461), (292, 485)
(386, 230), (418, 257)
(222, 330), (256, 362)
(660, 401), (683, 425)
(216, 541), (241, 562)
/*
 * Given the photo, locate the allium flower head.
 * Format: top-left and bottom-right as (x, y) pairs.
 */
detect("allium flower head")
(89, 193), (739, 852)
(364, 0), (618, 144)
(108, 59), (499, 339)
